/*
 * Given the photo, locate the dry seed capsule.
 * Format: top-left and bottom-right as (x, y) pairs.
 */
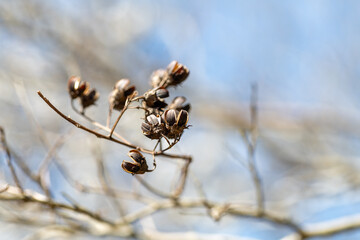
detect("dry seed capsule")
(144, 87), (169, 109)
(166, 61), (189, 86)
(162, 109), (189, 139)
(141, 114), (166, 140)
(122, 150), (149, 175)
(109, 79), (136, 110)
(80, 88), (99, 109)
(67, 76), (88, 99)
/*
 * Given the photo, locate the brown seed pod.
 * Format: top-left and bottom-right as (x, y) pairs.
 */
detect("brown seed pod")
(150, 69), (167, 88)
(166, 61), (190, 86)
(144, 87), (169, 109)
(109, 79), (136, 110)
(168, 96), (191, 112)
(162, 109), (189, 139)
(141, 114), (167, 140)
(80, 88), (99, 109)
(67, 76), (88, 99)
(121, 150), (149, 175)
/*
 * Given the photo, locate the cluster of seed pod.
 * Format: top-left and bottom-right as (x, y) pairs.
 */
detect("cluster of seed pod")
(141, 102), (190, 141)
(141, 61), (191, 142)
(66, 61), (190, 175)
(67, 76), (99, 112)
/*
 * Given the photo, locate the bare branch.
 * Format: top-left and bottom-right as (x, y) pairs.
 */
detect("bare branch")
(93, 144), (126, 218)
(245, 83), (265, 214)
(0, 127), (24, 194)
(109, 95), (133, 138)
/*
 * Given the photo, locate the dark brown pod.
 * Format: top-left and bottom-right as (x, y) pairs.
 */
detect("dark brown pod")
(177, 110), (189, 127)
(162, 109), (189, 139)
(156, 88), (169, 98)
(141, 114), (166, 140)
(68, 76), (88, 99)
(144, 87), (169, 109)
(80, 88), (99, 109)
(122, 150), (149, 175)
(128, 149), (145, 164)
(164, 109), (177, 127)
(122, 161), (141, 175)
(166, 61), (190, 86)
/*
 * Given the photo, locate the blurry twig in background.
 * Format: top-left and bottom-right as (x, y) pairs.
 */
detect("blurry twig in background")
(0, 127), (24, 195)
(93, 144), (126, 218)
(247, 83), (265, 214)
(238, 83), (265, 214)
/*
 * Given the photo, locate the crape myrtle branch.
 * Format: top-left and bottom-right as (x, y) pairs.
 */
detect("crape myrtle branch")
(2, 185), (360, 239)
(36, 61), (192, 197)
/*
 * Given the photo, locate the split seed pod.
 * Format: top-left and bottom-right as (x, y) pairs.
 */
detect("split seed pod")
(80, 88), (99, 109)
(141, 114), (167, 140)
(162, 109), (189, 139)
(122, 150), (149, 175)
(67, 76), (88, 99)
(109, 79), (136, 110)
(166, 61), (190, 86)
(144, 87), (169, 109)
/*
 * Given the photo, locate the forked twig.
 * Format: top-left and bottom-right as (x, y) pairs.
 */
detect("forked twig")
(246, 83), (265, 214)
(0, 127), (24, 194)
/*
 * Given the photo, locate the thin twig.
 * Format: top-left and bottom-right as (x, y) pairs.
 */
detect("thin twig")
(53, 157), (154, 204)
(93, 144), (126, 217)
(39, 91), (139, 149)
(135, 176), (173, 199)
(37, 129), (72, 199)
(109, 96), (133, 138)
(106, 107), (112, 128)
(172, 156), (192, 198)
(71, 99), (130, 144)
(246, 83), (265, 214)
(13, 80), (50, 150)
(0, 127), (24, 194)
(9, 148), (38, 182)
(0, 185), (114, 226)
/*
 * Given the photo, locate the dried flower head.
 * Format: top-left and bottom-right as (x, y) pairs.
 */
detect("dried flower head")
(109, 79), (136, 110)
(122, 150), (149, 175)
(166, 61), (189, 86)
(144, 87), (169, 109)
(67, 76), (88, 99)
(80, 88), (99, 109)
(162, 109), (189, 139)
(141, 114), (166, 140)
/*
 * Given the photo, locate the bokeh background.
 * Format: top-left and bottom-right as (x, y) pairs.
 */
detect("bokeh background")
(1, 1), (360, 239)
